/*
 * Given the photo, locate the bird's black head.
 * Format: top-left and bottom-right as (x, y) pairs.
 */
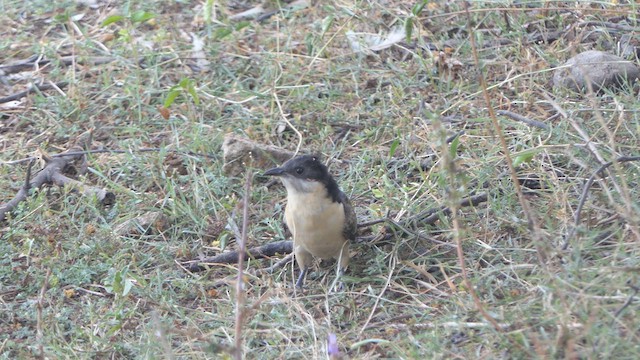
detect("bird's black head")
(264, 155), (343, 203)
(264, 155), (328, 181)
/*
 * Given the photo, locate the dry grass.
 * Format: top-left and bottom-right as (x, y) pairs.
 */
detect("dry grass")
(1, 0), (640, 358)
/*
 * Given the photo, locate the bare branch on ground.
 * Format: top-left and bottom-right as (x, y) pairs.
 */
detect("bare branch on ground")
(0, 147), (115, 222)
(184, 193), (489, 271)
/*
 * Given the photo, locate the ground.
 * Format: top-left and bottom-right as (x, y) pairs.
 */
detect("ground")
(1, 0), (640, 359)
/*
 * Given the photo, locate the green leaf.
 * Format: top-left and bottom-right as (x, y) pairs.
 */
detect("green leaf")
(131, 10), (154, 23)
(54, 12), (70, 23)
(340, 7), (356, 17)
(305, 33), (314, 54)
(321, 15), (334, 36)
(204, 0), (214, 24)
(218, 232), (230, 251)
(122, 278), (133, 297)
(164, 88), (181, 108)
(179, 78), (190, 89)
(404, 17), (413, 42)
(371, 188), (384, 198)
(117, 28), (130, 39)
(107, 323), (123, 336)
(234, 21), (251, 31)
(412, 0), (429, 16)
(49, 275), (59, 288)
(389, 139), (400, 157)
(449, 134), (460, 158)
(112, 270), (123, 294)
(214, 27), (233, 40)
(187, 86), (200, 106)
(513, 149), (539, 168)
(102, 15), (124, 26)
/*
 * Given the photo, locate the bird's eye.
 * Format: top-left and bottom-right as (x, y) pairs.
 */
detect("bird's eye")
(295, 167), (304, 175)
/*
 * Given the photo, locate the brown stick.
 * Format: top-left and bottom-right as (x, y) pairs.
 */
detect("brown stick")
(410, 192), (489, 225)
(0, 54), (120, 104)
(184, 193), (489, 271)
(233, 171), (252, 360)
(497, 110), (550, 130)
(4, 147), (216, 165)
(0, 149), (115, 222)
(0, 81), (69, 104)
(50, 172), (115, 205)
(184, 240), (293, 272)
(0, 55), (116, 75)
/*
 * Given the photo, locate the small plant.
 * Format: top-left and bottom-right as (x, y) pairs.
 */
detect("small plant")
(163, 78), (200, 109)
(404, 0), (429, 42)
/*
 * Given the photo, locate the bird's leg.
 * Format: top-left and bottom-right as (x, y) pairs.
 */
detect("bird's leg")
(295, 267), (308, 288)
(294, 245), (313, 289)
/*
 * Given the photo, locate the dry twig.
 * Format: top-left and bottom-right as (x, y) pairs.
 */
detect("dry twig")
(184, 240), (293, 272)
(184, 193), (489, 271)
(497, 110), (550, 130)
(2, 147), (216, 166)
(0, 55), (115, 76)
(0, 81), (69, 104)
(0, 147), (115, 222)
(233, 170), (253, 360)
(36, 268), (52, 360)
(563, 155), (640, 249)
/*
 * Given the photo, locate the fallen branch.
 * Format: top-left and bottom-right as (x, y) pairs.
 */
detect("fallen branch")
(0, 54), (177, 104)
(0, 148), (115, 222)
(358, 193), (488, 230)
(3, 147), (216, 166)
(0, 55), (116, 76)
(184, 240), (293, 272)
(184, 193), (489, 271)
(0, 81), (69, 104)
(497, 110), (550, 130)
(410, 192), (489, 226)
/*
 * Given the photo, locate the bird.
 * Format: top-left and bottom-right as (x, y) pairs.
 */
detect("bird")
(264, 155), (357, 288)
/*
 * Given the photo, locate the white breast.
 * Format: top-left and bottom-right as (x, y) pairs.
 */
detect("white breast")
(284, 187), (347, 260)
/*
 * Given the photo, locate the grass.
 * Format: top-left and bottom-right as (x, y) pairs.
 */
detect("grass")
(1, 0), (640, 358)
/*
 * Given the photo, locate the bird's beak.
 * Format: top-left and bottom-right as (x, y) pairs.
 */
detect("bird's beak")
(264, 166), (285, 176)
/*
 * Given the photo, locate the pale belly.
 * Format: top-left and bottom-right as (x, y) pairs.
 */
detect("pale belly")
(285, 194), (347, 260)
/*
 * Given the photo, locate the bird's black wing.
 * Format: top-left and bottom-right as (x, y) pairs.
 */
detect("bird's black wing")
(340, 191), (357, 241)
